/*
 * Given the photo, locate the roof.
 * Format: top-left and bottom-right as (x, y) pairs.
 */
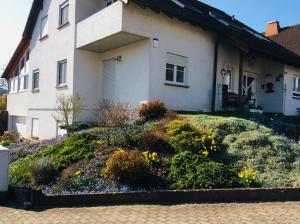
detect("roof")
(131, 0), (300, 67)
(3, 0), (300, 79)
(269, 24), (300, 57)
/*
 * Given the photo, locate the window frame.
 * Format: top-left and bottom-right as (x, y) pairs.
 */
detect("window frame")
(40, 15), (48, 39)
(57, 59), (67, 86)
(225, 67), (234, 92)
(59, 0), (69, 27)
(293, 76), (300, 97)
(165, 64), (187, 86)
(32, 69), (40, 91)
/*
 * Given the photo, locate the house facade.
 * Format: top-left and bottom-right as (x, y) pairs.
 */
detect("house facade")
(3, 0), (300, 140)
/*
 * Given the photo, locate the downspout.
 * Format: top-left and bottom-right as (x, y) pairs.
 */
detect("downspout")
(211, 36), (220, 112)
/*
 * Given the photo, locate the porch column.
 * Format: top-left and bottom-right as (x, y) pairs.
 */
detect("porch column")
(238, 50), (244, 111)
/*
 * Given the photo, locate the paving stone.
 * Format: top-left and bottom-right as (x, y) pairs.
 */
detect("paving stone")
(0, 202), (300, 224)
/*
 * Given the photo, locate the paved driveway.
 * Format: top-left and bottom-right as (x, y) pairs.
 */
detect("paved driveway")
(1, 202), (300, 224)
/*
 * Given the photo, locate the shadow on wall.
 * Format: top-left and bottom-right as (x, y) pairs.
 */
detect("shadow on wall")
(0, 111), (8, 135)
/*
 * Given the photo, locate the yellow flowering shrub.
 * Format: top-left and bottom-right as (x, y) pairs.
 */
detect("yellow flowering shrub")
(238, 168), (258, 186)
(102, 149), (153, 187)
(143, 151), (158, 164)
(166, 120), (219, 157)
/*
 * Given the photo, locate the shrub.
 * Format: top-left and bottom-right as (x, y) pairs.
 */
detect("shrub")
(224, 130), (300, 187)
(165, 120), (219, 156)
(9, 132), (98, 187)
(135, 130), (173, 153)
(60, 122), (97, 133)
(138, 100), (167, 121)
(1, 140), (11, 147)
(102, 150), (153, 187)
(0, 131), (19, 142)
(238, 168), (258, 187)
(143, 151), (158, 164)
(28, 158), (57, 187)
(165, 120), (201, 153)
(0, 95), (6, 110)
(169, 151), (239, 189)
(93, 100), (136, 146)
(53, 94), (85, 135)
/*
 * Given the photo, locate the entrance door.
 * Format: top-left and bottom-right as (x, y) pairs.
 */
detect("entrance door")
(243, 73), (257, 100)
(102, 60), (116, 101)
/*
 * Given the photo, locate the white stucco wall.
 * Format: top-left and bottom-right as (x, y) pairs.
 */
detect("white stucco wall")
(74, 39), (150, 121)
(0, 146), (10, 192)
(123, 3), (216, 111)
(7, 0), (76, 139)
(283, 65), (300, 116)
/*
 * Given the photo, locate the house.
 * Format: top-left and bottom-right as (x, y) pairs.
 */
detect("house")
(2, 0), (300, 140)
(0, 87), (7, 96)
(264, 21), (300, 57)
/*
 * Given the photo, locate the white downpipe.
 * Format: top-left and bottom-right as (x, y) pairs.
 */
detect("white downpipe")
(0, 146), (10, 192)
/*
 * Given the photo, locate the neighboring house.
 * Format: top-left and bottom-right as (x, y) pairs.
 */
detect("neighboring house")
(264, 21), (300, 57)
(2, 0), (300, 140)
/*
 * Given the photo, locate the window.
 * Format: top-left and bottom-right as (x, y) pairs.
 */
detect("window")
(57, 60), (67, 86)
(19, 75), (29, 91)
(40, 15), (48, 38)
(165, 53), (188, 85)
(9, 77), (18, 93)
(59, 1), (69, 26)
(293, 76), (300, 96)
(33, 70), (39, 90)
(105, 0), (117, 7)
(224, 68), (234, 92)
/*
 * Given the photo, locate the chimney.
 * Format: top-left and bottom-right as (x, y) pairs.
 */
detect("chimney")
(265, 21), (280, 36)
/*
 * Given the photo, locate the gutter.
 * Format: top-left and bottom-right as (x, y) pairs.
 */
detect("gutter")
(211, 36), (220, 112)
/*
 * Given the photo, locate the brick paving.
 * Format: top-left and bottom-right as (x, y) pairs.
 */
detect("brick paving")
(1, 202), (300, 224)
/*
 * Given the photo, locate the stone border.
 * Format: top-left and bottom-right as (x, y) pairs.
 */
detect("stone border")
(10, 187), (300, 209)
(0, 192), (9, 204)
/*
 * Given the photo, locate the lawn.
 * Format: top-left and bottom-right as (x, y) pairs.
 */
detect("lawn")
(4, 102), (300, 194)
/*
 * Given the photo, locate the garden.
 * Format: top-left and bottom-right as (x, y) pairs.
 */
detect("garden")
(2, 99), (300, 195)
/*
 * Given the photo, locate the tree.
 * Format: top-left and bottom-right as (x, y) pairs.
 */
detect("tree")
(53, 94), (84, 135)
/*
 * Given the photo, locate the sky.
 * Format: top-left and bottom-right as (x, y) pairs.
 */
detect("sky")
(0, 0), (300, 75)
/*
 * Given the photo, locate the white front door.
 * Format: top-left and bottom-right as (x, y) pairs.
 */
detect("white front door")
(102, 60), (116, 101)
(31, 118), (39, 138)
(243, 73), (257, 100)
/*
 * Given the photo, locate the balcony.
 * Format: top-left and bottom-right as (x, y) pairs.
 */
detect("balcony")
(76, 1), (149, 52)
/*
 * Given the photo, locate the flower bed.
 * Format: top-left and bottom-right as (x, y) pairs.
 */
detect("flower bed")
(6, 101), (300, 195)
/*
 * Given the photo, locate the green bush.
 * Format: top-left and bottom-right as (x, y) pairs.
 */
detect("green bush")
(1, 140), (11, 147)
(165, 120), (219, 156)
(28, 158), (57, 187)
(165, 120), (201, 153)
(169, 151), (239, 189)
(223, 130), (300, 187)
(102, 150), (153, 187)
(9, 132), (98, 187)
(60, 122), (97, 133)
(138, 100), (167, 121)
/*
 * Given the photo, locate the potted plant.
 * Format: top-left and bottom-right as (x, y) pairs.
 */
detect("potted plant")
(250, 105), (263, 114)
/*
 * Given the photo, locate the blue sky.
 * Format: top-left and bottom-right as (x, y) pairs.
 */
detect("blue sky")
(0, 0), (300, 74)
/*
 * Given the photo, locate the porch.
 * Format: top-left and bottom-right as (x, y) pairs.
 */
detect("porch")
(219, 55), (285, 113)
